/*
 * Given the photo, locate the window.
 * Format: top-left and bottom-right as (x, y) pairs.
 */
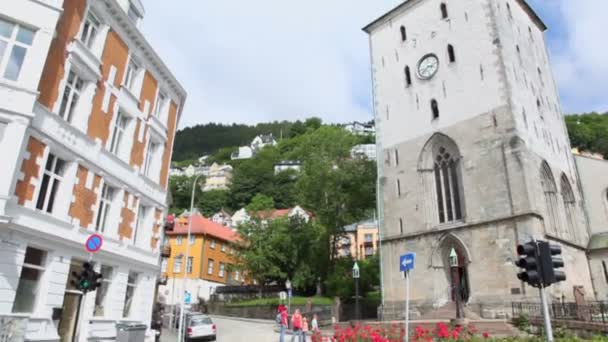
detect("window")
(440, 3), (448, 19)
(58, 71), (84, 122)
(364, 234), (373, 243)
(516, 45), (521, 64)
(234, 270), (240, 281)
(12, 247), (46, 313)
(537, 67), (544, 85)
(109, 111), (129, 155)
(210, 239), (216, 249)
(395, 149), (400, 166)
(189, 235), (195, 245)
(404, 66), (412, 87)
(447, 44), (456, 63)
(95, 184), (115, 233)
(133, 205), (148, 245)
(186, 257), (193, 274)
(207, 259), (214, 275)
(528, 27), (534, 41)
(124, 58), (140, 92)
(561, 175), (578, 242)
(173, 256), (182, 273)
(230, 246), (235, 255)
(431, 99), (440, 120)
(221, 243), (226, 252)
(122, 271), (138, 318)
(396, 179), (401, 197)
(176, 236), (183, 245)
(434, 146), (463, 223)
(0, 18), (35, 81)
(94, 265), (113, 316)
(127, 3), (141, 24)
(506, 2), (512, 19)
(35, 154), (66, 214)
(219, 263), (225, 278)
(400, 26), (407, 41)
(143, 142), (157, 177)
(540, 162), (559, 237)
(365, 246), (374, 257)
(80, 12), (100, 49)
(154, 92), (167, 118)
(399, 218), (403, 234)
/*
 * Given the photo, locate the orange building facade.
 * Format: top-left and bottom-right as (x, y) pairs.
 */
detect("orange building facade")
(159, 213), (243, 305)
(0, 0), (185, 341)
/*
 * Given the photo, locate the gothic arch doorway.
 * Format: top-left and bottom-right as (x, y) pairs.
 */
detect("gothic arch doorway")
(439, 235), (471, 303)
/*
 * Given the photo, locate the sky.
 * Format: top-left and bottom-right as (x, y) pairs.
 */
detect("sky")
(141, 0), (608, 129)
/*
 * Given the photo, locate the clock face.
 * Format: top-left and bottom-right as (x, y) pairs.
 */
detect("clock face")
(417, 54), (439, 80)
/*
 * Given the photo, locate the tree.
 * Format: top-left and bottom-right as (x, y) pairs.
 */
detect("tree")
(565, 112), (608, 159)
(198, 190), (230, 217)
(228, 147), (279, 209)
(246, 194), (275, 213)
(169, 175), (204, 214)
(304, 117), (322, 130)
(325, 255), (380, 299)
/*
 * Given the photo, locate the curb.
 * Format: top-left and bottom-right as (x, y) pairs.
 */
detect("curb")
(209, 315), (275, 325)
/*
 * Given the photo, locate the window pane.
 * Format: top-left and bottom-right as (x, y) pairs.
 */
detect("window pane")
(0, 18), (14, 38)
(4, 45), (27, 81)
(450, 161), (462, 220)
(23, 247), (45, 266)
(127, 271), (138, 284)
(46, 178), (60, 213)
(12, 267), (41, 313)
(434, 166), (445, 223)
(16, 27), (35, 45)
(36, 174), (50, 210)
(0, 40), (7, 63)
(54, 158), (67, 175)
(442, 165), (453, 221)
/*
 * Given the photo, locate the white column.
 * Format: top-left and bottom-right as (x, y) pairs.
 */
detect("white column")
(0, 119), (29, 215)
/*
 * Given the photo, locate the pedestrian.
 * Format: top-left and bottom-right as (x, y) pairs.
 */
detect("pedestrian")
(302, 316), (309, 342)
(279, 307), (288, 342)
(291, 309), (303, 342)
(311, 314), (319, 334)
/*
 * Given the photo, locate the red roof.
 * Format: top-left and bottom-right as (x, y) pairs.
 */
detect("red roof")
(166, 212), (239, 243)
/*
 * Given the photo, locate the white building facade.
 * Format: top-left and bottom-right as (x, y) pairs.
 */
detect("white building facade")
(0, 0), (185, 341)
(366, 0), (592, 319)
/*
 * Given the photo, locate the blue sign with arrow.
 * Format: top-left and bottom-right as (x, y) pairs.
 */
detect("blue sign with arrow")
(400, 252), (416, 272)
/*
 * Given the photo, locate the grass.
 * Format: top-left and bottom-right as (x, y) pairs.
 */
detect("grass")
(227, 296), (333, 307)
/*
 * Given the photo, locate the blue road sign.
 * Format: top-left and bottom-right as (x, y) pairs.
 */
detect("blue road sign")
(400, 252), (416, 272)
(184, 291), (191, 304)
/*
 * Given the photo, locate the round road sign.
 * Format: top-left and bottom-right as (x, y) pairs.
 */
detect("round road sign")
(85, 234), (103, 253)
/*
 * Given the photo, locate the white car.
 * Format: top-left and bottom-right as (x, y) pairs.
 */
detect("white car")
(185, 315), (216, 342)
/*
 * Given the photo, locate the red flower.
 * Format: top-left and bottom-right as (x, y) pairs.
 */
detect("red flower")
(483, 332), (490, 339)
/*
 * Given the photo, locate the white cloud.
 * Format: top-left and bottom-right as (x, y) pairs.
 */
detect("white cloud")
(142, 1), (606, 128)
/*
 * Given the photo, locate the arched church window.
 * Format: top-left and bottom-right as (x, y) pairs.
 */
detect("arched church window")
(431, 99), (440, 120)
(400, 26), (407, 41)
(405, 66), (412, 87)
(540, 162), (560, 236)
(447, 44), (456, 63)
(440, 3), (449, 19)
(434, 146), (463, 223)
(561, 175), (577, 242)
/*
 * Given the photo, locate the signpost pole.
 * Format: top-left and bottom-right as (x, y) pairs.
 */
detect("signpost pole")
(405, 270), (410, 342)
(539, 286), (554, 342)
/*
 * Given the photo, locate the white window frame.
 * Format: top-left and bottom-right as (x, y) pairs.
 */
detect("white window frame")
(207, 259), (214, 275)
(153, 91), (167, 119)
(95, 183), (115, 233)
(0, 18), (35, 82)
(173, 257), (182, 273)
(221, 243), (226, 253)
(186, 257), (193, 274)
(143, 141), (157, 177)
(123, 57), (141, 93)
(12, 247), (46, 313)
(58, 70), (84, 123)
(133, 205), (148, 246)
(35, 153), (66, 214)
(122, 272), (138, 318)
(94, 265), (113, 317)
(176, 236), (183, 245)
(79, 11), (100, 50)
(109, 111), (129, 155)
(209, 239), (216, 249)
(218, 263), (225, 278)
(189, 235), (195, 245)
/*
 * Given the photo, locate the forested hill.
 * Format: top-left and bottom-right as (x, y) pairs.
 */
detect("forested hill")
(565, 112), (608, 159)
(172, 121), (294, 162)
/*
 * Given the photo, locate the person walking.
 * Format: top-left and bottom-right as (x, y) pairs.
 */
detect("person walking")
(290, 309), (303, 342)
(302, 317), (309, 342)
(311, 314), (319, 334)
(279, 307), (288, 342)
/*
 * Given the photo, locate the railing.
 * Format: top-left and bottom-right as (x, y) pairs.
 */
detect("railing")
(512, 301), (608, 325)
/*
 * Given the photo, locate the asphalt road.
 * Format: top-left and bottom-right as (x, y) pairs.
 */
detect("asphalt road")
(161, 316), (281, 342)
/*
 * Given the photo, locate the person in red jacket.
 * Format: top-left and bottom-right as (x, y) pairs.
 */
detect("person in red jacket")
(279, 306), (288, 342)
(291, 309), (303, 342)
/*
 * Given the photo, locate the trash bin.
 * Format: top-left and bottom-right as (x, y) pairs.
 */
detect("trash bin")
(116, 323), (147, 342)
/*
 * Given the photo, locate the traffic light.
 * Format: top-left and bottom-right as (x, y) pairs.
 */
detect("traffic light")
(70, 262), (102, 294)
(539, 241), (566, 286)
(515, 241), (541, 287)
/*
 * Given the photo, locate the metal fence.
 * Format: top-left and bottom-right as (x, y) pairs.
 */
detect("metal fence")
(512, 301), (608, 324)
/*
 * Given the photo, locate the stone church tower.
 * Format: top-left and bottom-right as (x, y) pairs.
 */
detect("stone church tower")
(364, 0), (594, 318)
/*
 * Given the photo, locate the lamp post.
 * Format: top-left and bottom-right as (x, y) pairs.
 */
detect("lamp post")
(170, 253), (183, 330)
(178, 175), (202, 342)
(353, 262), (360, 320)
(449, 247), (465, 325)
(285, 279), (292, 314)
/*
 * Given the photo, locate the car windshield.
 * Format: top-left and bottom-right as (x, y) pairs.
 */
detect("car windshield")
(190, 316), (212, 326)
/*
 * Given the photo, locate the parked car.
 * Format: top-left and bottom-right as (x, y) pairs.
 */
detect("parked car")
(185, 314), (216, 342)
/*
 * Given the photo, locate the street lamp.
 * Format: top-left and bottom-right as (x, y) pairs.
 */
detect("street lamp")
(449, 247), (465, 325)
(170, 252), (183, 330)
(285, 279), (292, 314)
(353, 262), (360, 320)
(178, 174), (202, 342)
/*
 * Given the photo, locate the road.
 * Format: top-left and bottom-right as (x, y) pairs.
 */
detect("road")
(161, 316), (281, 342)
